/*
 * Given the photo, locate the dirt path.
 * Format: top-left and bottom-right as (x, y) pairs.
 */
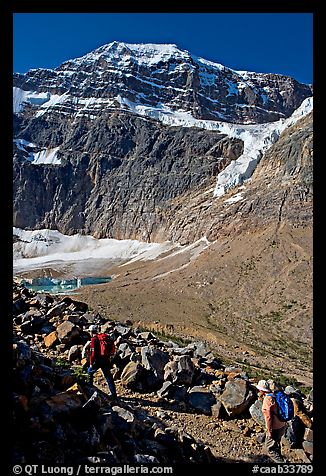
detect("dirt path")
(93, 373), (310, 464)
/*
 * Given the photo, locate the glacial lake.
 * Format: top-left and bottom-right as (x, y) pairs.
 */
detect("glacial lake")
(20, 276), (112, 294)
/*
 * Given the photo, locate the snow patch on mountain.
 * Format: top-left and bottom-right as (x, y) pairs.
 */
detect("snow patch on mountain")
(30, 147), (61, 165)
(13, 87), (51, 113)
(213, 96), (313, 197)
(14, 140), (61, 165)
(13, 227), (175, 271)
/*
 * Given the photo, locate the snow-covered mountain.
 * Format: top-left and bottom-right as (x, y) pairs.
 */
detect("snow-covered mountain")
(14, 41), (312, 125)
(13, 41), (313, 245)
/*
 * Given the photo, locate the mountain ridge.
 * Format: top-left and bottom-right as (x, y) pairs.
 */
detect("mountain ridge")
(14, 41), (312, 125)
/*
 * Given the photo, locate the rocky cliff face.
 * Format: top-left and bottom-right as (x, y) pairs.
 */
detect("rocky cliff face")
(13, 42), (312, 241)
(161, 111), (313, 244)
(13, 42), (312, 124)
(13, 112), (243, 239)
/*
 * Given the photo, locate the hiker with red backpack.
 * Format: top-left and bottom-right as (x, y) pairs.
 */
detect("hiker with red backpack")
(256, 380), (294, 463)
(87, 324), (117, 400)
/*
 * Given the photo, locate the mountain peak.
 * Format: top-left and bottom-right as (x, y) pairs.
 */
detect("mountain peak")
(71, 41), (190, 66)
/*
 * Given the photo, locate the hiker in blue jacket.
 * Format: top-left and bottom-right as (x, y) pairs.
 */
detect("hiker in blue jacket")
(256, 380), (287, 463)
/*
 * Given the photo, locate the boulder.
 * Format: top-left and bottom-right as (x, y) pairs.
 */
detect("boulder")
(56, 321), (80, 345)
(55, 371), (76, 390)
(76, 425), (101, 451)
(44, 331), (58, 348)
(68, 345), (82, 362)
(195, 370), (215, 386)
(114, 325), (131, 337)
(164, 360), (178, 381)
(302, 440), (313, 455)
(304, 428), (313, 442)
(120, 361), (145, 390)
(174, 355), (196, 386)
(82, 313), (98, 324)
(193, 341), (210, 358)
(133, 455), (159, 464)
(45, 383), (85, 414)
(13, 298), (29, 316)
(209, 383), (223, 396)
(249, 399), (265, 426)
(157, 381), (187, 401)
(118, 342), (133, 360)
(138, 331), (155, 340)
(68, 300), (88, 313)
(293, 449), (311, 463)
(40, 323), (55, 335)
(96, 412), (114, 437)
(111, 406), (136, 433)
(13, 341), (32, 367)
(211, 401), (223, 418)
(34, 294), (54, 307)
(164, 355), (195, 386)
(46, 302), (68, 318)
(141, 346), (170, 381)
(188, 386), (216, 415)
(219, 379), (255, 417)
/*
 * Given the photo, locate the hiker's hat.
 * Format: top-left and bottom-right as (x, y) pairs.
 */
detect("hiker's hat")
(255, 380), (271, 393)
(89, 324), (99, 333)
(284, 385), (298, 396)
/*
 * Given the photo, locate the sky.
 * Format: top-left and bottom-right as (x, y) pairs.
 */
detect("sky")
(13, 13), (313, 84)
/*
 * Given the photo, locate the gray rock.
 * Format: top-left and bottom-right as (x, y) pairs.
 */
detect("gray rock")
(164, 355), (195, 386)
(302, 440), (313, 455)
(256, 432), (266, 444)
(82, 313), (98, 324)
(195, 370), (215, 386)
(114, 325), (131, 337)
(175, 355), (196, 386)
(111, 406), (135, 433)
(211, 401), (223, 418)
(13, 298), (29, 316)
(137, 331), (156, 341)
(13, 341), (32, 367)
(219, 379), (255, 417)
(209, 383), (223, 396)
(141, 346), (170, 381)
(118, 342), (133, 360)
(188, 386), (216, 415)
(40, 324), (54, 335)
(68, 345), (81, 362)
(164, 360), (178, 381)
(304, 428), (313, 442)
(133, 455), (159, 464)
(249, 399), (265, 426)
(46, 302), (68, 318)
(193, 341), (210, 358)
(95, 412), (114, 437)
(157, 381), (187, 401)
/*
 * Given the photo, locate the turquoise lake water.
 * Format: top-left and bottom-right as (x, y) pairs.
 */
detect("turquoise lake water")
(21, 276), (112, 294)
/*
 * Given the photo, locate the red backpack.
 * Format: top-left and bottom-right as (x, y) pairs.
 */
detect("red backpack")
(96, 333), (115, 358)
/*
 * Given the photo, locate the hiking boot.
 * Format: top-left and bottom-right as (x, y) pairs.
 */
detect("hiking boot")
(267, 450), (286, 463)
